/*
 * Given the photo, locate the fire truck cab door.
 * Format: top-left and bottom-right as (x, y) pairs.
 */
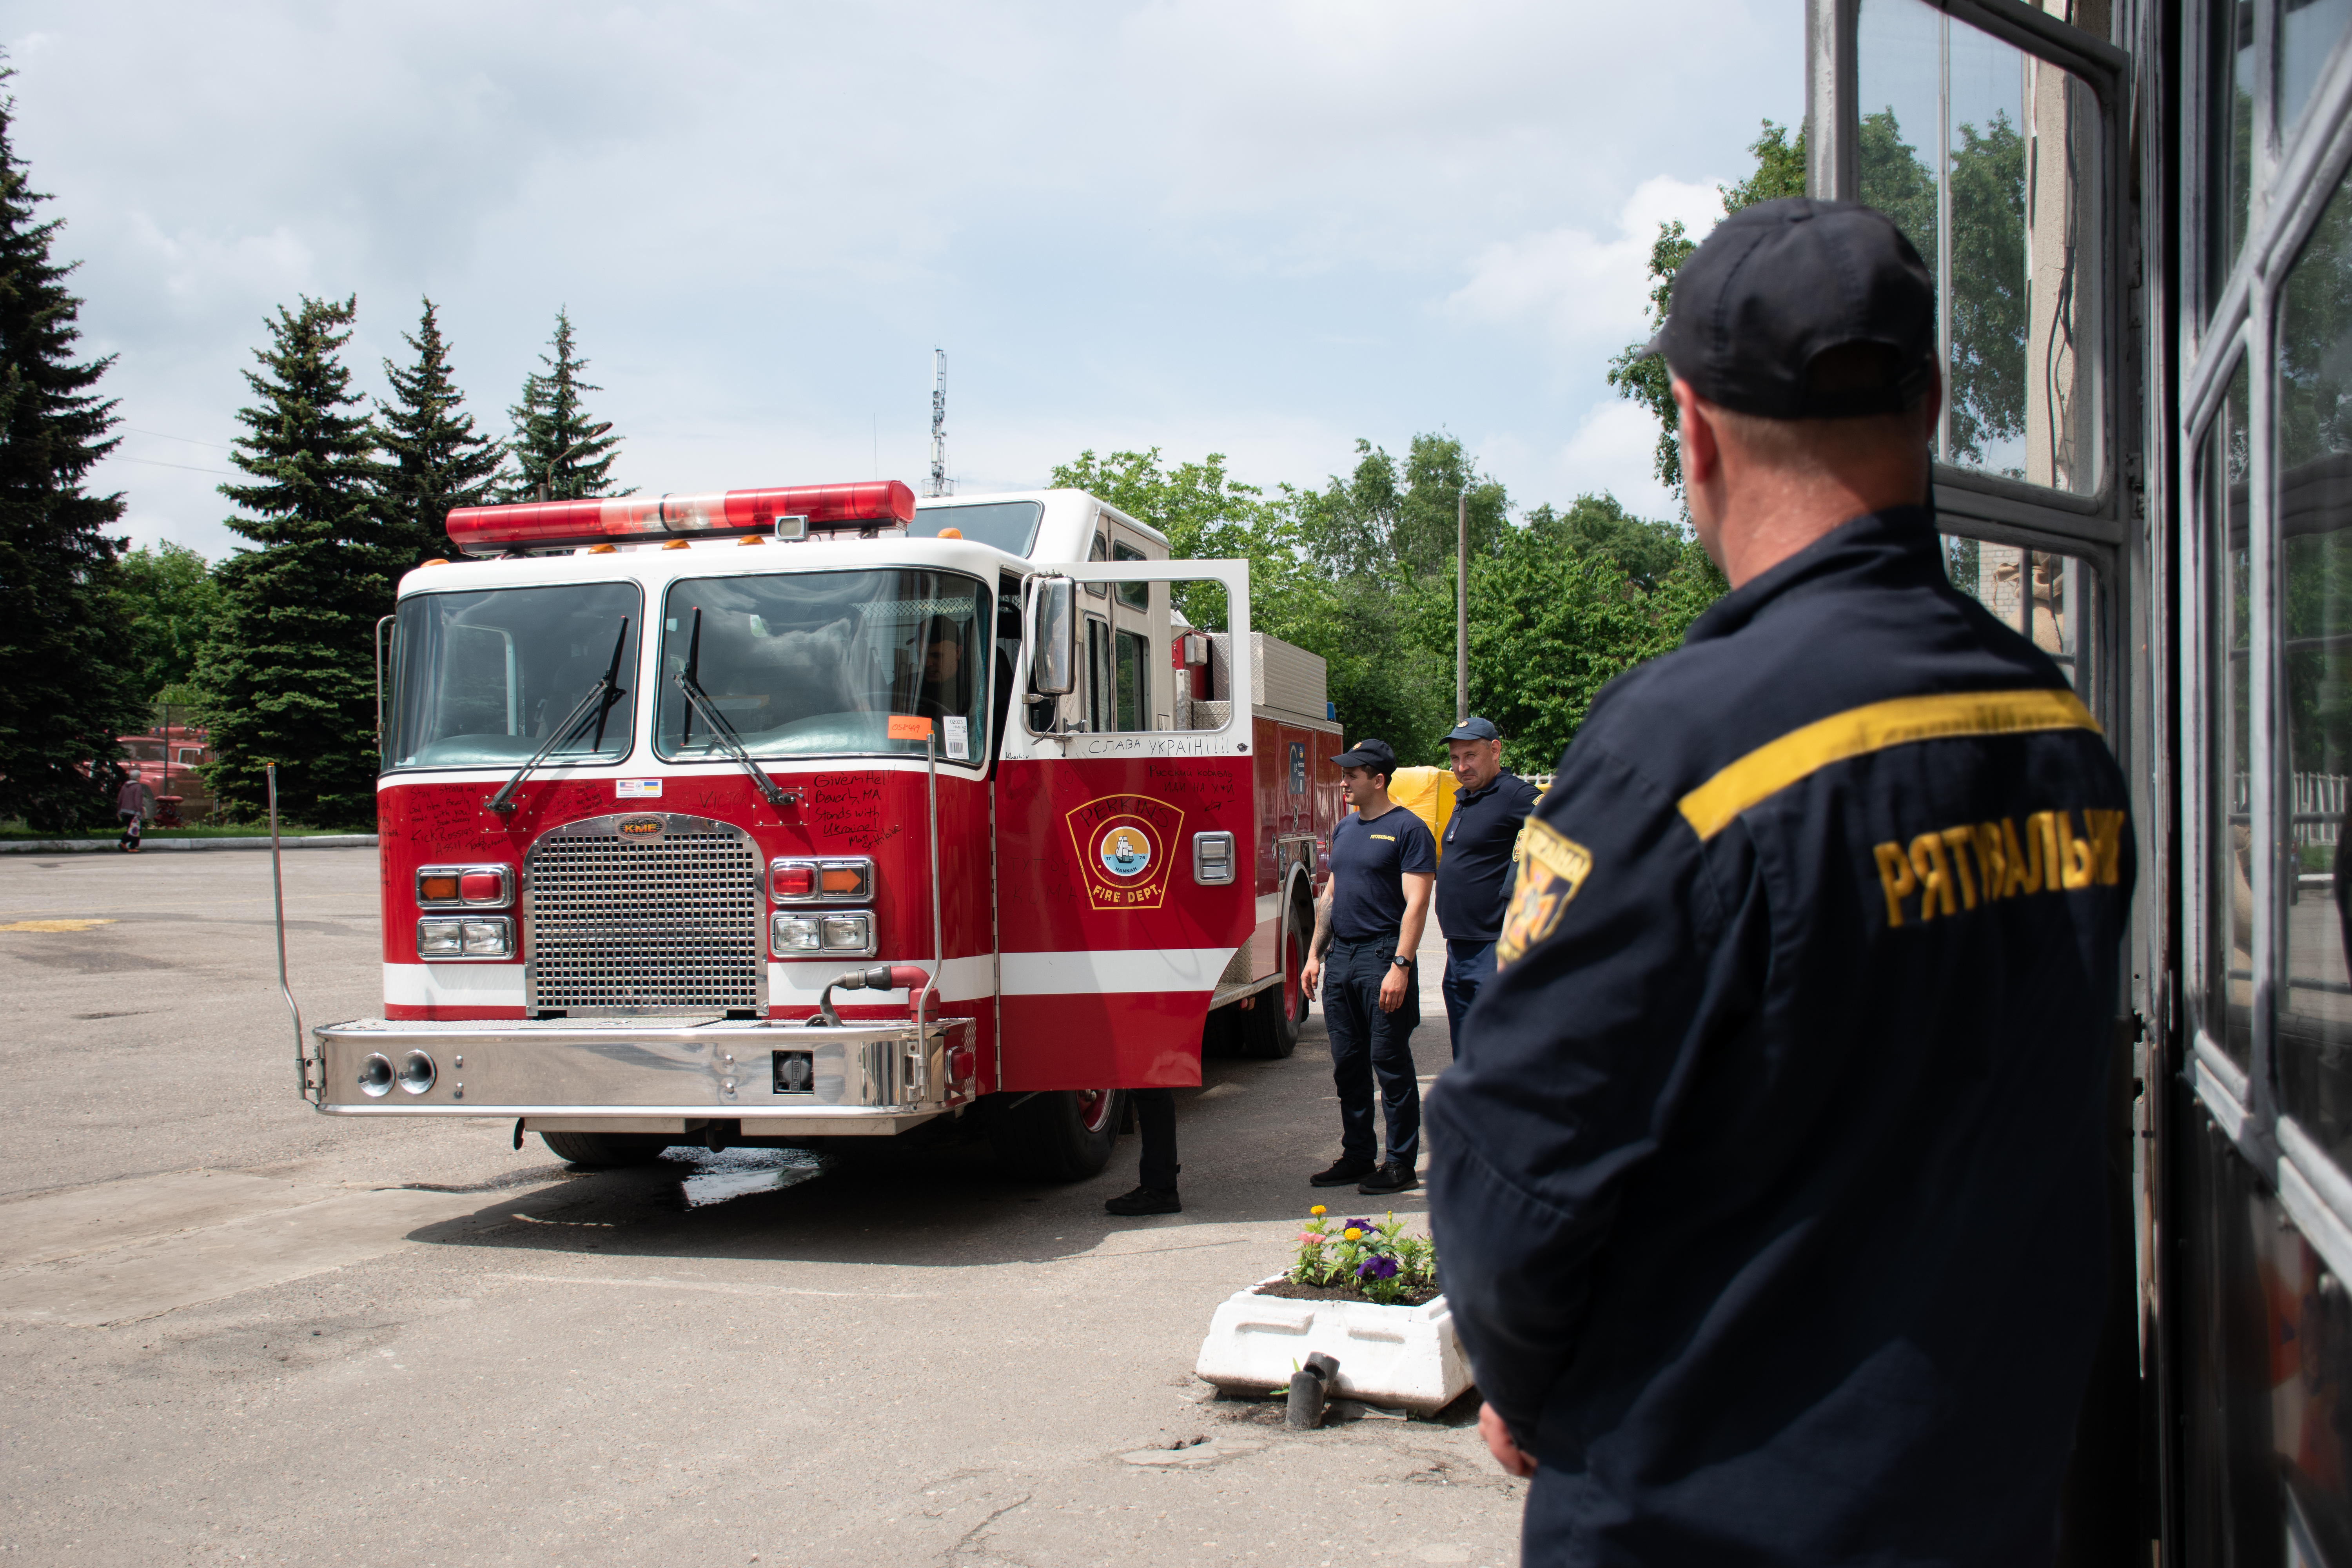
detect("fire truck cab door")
(995, 559), (1256, 1092)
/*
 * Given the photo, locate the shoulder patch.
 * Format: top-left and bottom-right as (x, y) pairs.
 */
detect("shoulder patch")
(1495, 818), (1593, 967)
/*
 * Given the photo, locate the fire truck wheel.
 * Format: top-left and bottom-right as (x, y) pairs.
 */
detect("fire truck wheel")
(985, 1089), (1123, 1182)
(1240, 924), (1306, 1060)
(537, 1130), (673, 1167)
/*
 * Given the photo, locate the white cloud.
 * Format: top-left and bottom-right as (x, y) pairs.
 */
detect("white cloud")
(13, 0), (1800, 558)
(1445, 175), (1726, 349)
(1548, 399), (1682, 523)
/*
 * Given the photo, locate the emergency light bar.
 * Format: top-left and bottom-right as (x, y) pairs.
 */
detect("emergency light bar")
(444, 480), (918, 557)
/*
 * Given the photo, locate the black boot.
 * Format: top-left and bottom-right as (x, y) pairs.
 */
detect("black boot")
(1104, 1185), (1182, 1216)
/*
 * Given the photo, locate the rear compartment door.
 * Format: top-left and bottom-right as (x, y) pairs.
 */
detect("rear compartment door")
(995, 559), (1256, 1090)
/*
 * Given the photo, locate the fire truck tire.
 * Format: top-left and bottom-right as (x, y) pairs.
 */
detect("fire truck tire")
(537, 1130), (673, 1167)
(1240, 923), (1307, 1060)
(986, 1089), (1123, 1181)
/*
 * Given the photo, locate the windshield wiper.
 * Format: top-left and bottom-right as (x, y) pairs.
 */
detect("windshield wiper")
(672, 607), (796, 810)
(484, 619), (631, 815)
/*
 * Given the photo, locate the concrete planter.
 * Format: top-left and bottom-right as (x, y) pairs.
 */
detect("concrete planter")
(1194, 1274), (1472, 1415)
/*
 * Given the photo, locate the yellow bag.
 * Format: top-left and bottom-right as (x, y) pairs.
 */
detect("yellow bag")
(1385, 766), (1458, 863)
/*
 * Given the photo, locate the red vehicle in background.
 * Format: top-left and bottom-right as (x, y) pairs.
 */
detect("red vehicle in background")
(114, 724), (213, 826)
(300, 480), (1343, 1181)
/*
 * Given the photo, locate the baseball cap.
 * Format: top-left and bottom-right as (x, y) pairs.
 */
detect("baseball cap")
(1647, 196), (1934, 420)
(1331, 738), (1396, 772)
(1443, 716), (1499, 743)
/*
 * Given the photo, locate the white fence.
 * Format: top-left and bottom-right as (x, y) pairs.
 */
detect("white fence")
(2249, 772), (2352, 844)
(2296, 772), (2351, 847)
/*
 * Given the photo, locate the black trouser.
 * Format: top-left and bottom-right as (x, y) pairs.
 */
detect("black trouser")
(117, 810), (141, 847)
(1441, 938), (1497, 1061)
(1132, 1087), (1178, 1190)
(1322, 935), (1421, 1168)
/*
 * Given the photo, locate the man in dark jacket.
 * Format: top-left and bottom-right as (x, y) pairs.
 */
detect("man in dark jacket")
(1426, 198), (2134, 1566)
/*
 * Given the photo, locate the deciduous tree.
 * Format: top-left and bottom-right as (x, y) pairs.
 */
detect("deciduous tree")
(1607, 120), (1808, 494)
(1293, 434), (1509, 752)
(1047, 447), (1309, 632)
(111, 541), (226, 702)
(1437, 529), (1727, 773)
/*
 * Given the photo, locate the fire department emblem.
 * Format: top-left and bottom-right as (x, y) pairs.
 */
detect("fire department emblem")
(1495, 818), (1592, 969)
(1099, 826), (1152, 878)
(1064, 794), (1185, 911)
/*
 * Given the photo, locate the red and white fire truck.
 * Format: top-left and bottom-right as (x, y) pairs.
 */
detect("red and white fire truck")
(306, 480), (1343, 1179)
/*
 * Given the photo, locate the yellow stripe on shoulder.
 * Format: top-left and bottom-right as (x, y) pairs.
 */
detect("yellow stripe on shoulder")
(1676, 688), (2102, 842)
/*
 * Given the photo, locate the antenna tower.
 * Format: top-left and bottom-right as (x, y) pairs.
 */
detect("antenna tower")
(927, 349), (952, 498)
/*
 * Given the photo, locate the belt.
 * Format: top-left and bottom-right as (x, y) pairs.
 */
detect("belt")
(1332, 933), (1402, 951)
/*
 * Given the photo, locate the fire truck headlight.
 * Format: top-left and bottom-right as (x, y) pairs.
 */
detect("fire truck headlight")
(772, 914), (822, 953)
(397, 1050), (436, 1095)
(459, 918), (514, 957)
(417, 916), (513, 958)
(819, 913), (875, 955)
(357, 1053), (395, 1098)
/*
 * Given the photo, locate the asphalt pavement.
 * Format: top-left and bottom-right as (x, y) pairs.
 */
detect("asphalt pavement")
(0, 847), (1520, 1566)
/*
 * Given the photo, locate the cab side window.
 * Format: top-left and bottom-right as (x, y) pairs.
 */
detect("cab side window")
(1111, 540), (1149, 611)
(1085, 616), (1114, 732)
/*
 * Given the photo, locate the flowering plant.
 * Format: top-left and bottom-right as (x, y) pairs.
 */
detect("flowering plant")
(1284, 1207), (1437, 1305)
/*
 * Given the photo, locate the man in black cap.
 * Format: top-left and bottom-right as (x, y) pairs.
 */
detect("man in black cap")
(1426, 197), (2133, 1565)
(1433, 715), (1539, 1059)
(1300, 738), (1437, 1196)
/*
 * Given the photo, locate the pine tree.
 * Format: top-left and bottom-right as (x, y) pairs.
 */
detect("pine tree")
(505, 308), (624, 500)
(379, 297), (502, 568)
(0, 72), (145, 831)
(198, 295), (389, 826)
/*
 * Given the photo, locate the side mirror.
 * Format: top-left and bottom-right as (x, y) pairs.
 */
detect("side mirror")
(1032, 578), (1077, 696)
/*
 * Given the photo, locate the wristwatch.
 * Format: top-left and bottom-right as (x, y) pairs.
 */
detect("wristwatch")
(1390, 955), (1414, 969)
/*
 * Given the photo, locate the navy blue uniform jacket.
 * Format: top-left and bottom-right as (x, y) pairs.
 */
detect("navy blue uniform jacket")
(1426, 508), (2134, 1566)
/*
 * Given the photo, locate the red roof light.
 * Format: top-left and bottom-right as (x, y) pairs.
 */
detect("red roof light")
(445, 481), (918, 557)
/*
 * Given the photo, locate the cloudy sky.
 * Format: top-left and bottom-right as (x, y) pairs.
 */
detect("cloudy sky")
(7, 1), (1801, 561)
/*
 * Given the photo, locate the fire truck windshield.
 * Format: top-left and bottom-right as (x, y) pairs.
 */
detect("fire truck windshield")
(655, 569), (989, 762)
(385, 582), (643, 769)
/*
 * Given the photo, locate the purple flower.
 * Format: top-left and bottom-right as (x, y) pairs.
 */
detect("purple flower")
(1345, 1218), (1376, 1231)
(1357, 1255), (1399, 1281)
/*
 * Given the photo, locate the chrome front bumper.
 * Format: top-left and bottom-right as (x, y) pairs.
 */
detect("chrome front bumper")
(312, 1015), (975, 1135)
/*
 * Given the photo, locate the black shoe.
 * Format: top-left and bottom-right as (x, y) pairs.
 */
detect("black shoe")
(1104, 1185), (1181, 1216)
(1310, 1158), (1375, 1188)
(1357, 1160), (1419, 1196)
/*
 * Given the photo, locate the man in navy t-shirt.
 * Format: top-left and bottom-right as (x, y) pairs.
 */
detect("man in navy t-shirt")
(1301, 738), (1438, 1196)
(1434, 715), (1540, 1059)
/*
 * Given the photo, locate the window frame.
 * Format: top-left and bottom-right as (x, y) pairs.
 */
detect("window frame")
(2176, 0), (2352, 1279)
(1810, 0), (2134, 560)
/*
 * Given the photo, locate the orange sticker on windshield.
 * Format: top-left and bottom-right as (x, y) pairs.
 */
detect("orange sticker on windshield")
(888, 715), (934, 740)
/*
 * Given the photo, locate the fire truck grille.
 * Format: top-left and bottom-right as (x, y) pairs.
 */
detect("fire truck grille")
(526, 819), (763, 1015)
